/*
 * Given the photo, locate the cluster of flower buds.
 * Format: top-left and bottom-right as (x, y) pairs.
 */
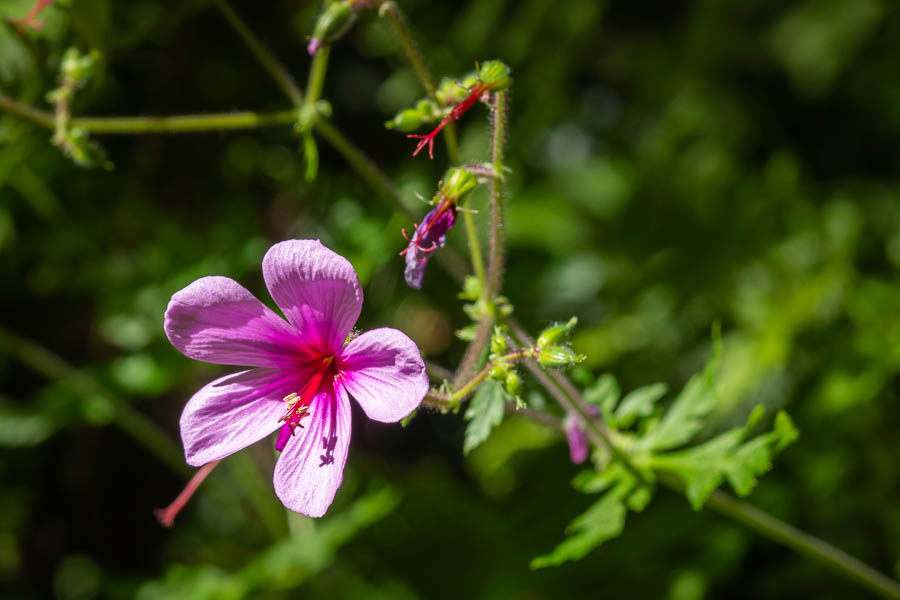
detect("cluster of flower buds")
(47, 48), (111, 169)
(401, 167), (478, 289)
(536, 317), (585, 368)
(387, 60), (511, 159)
(384, 72), (480, 133)
(487, 327), (521, 399)
(307, 0), (373, 55)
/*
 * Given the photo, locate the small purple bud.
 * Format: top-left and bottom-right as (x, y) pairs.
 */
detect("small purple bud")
(307, 38), (322, 56)
(565, 414), (590, 464)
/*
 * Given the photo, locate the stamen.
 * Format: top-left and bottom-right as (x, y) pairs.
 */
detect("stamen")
(275, 355), (335, 452)
(154, 459), (221, 528)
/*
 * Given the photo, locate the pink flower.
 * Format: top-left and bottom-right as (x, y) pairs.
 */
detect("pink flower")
(164, 240), (428, 517)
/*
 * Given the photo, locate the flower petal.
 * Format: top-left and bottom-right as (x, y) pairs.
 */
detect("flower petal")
(339, 327), (427, 423)
(180, 368), (305, 466)
(262, 240), (363, 355)
(165, 276), (304, 368)
(273, 383), (351, 517)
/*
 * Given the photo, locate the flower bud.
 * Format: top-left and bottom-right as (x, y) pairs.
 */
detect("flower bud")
(489, 365), (507, 380)
(504, 372), (520, 396)
(415, 99), (439, 119)
(477, 60), (511, 90)
(536, 317), (578, 349)
(61, 48), (101, 86)
(490, 331), (507, 355)
(385, 108), (425, 132)
(308, 1), (356, 55)
(538, 345), (585, 368)
(436, 77), (470, 106)
(438, 167), (478, 203)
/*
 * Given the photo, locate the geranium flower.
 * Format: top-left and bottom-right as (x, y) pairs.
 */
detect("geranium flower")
(163, 240), (428, 518)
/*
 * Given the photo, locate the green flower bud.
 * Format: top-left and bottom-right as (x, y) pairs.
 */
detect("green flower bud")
(385, 108), (425, 132)
(490, 331), (507, 355)
(309, 1), (356, 54)
(504, 372), (520, 396)
(61, 48), (101, 86)
(538, 345), (585, 368)
(460, 72), (480, 90)
(436, 77), (470, 106)
(477, 60), (511, 90)
(489, 365), (507, 380)
(536, 317), (578, 349)
(415, 99), (439, 118)
(438, 167), (478, 203)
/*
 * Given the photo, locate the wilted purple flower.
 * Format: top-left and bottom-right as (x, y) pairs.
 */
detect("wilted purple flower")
(163, 240), (428, 518)
(401, 201), (457, 289)
(564, 405), (600, 464)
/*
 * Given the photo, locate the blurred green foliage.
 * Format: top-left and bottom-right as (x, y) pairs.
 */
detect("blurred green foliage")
(1, 0), (899, 598)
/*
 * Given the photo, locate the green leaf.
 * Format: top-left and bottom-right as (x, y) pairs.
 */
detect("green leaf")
(463, 379), (506, 455)
(654, 408), (799, 509)
(639, 330), (722, 452)
(613, 382), (668, 428)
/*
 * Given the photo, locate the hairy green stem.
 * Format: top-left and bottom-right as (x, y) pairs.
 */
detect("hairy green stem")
(430, 348), (535, 408)
(486, 89), (509, 297)
(0, 327), (189, 478)
(662, 472), (900, 600)
(214, 0), (304, 105)
(378, 0), (460, 163)
(453, 313), (493, 388)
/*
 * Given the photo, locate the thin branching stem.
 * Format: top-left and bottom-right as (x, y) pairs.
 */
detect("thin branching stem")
(0, 326), (189, 478)
(214, 0), (304, 105)
(378, 0), (460, 163)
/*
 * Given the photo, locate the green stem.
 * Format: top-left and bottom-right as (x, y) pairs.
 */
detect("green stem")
(304, 46), (330, 113)
(662, 472), (900, 600)
(430, 348), (535, 408)
(453, 313), (493, 388)
(75, 110), (298, 133)
(0, 94), (298, 133)
(214, 0), (304, 105)
(379, 2), (436, 97)
(486, 89), (509, 298)
(0, 92), (53, 127)
(378, 0), (459, 164)
(0, 327), (189, 478)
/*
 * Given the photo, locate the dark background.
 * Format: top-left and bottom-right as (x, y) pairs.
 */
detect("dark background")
(1, 0), (899, 598)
